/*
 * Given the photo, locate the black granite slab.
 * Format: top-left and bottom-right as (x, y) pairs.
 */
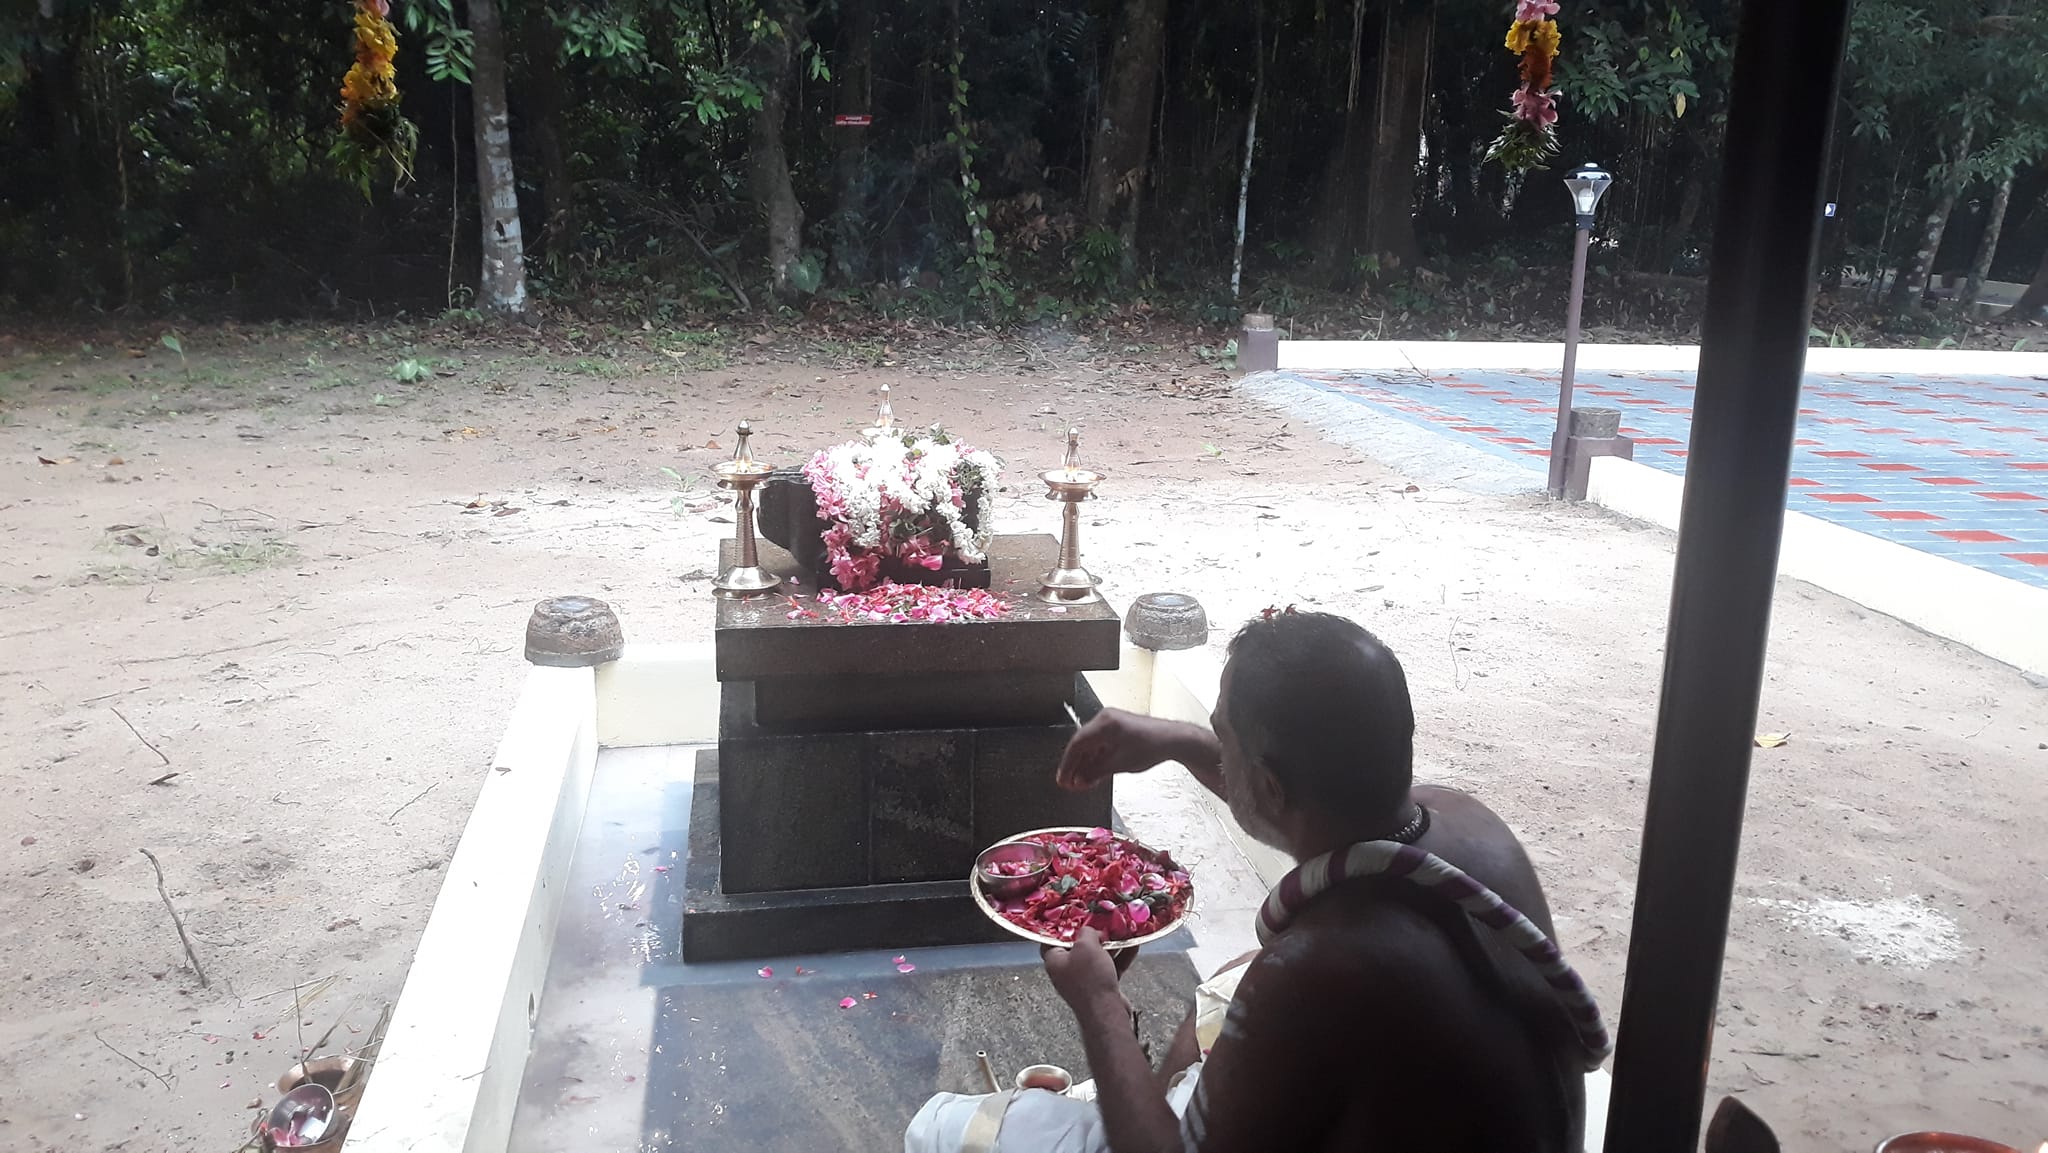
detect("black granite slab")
(639, 942), (1200, 1148)
(713, 535), (1120, 681)
(683, 754), (1012, 961)
(713, 679), (1109, 894)
(751, 670), (1076, 731)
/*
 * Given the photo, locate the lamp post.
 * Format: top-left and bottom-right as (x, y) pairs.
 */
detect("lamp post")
(1548, 162), (1614, 498)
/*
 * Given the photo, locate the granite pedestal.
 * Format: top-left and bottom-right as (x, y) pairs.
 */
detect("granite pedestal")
(681, 534), (1118, 961)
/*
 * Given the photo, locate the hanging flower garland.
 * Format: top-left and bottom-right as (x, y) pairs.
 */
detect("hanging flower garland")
(1486, 0), (1563, 172)
(336, 0), (418, 195)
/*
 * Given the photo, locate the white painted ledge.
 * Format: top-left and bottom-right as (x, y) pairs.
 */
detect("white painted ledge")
(1274, 339), (2048, 378)
(593, 643), (718, 747)
(1587, 455), (2048, 677)
(347, 666), (598, 1153)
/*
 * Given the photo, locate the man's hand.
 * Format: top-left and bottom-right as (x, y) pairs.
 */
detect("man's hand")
(1042, 927), (1125, 1013)
(1054, 708), (1196, 791)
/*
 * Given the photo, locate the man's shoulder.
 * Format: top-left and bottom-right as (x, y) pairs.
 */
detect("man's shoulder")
(1255, 886), (1473, 998)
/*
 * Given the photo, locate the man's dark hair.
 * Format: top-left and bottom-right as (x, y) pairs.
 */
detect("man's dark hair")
(1225, 610), (1415, 816)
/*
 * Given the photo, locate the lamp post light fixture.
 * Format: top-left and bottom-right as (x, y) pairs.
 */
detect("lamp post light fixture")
(1549, 162), (1614, 499)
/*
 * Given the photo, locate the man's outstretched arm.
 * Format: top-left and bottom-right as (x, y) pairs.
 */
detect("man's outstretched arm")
(1053, 708), (1226, 801)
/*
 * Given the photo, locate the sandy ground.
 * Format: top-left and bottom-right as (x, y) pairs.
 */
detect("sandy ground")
(1, 322), (2045, 1152)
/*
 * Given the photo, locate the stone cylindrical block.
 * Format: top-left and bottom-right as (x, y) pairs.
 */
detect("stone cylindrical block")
(1569, 406), (1623, 438)
(1239, 314), (1279, 375)
(524, 596), (625, 667)
(1124, 593), (1210, 651)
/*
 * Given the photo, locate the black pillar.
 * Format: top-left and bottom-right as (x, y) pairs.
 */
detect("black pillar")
(1601, 1), (1853, 1151)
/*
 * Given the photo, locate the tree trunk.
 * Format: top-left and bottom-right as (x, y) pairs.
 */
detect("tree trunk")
(745, 2), (806, 296)
(1667, 169), (1704, 270)
(1308, 0), (1371, 281)
(1084, 0), (1168, 236)
(467, 0), (528, 313)
(1230, 2), (1268, 300)
(1363, 0), (1433, 269)
(522, 14), (577, 265)
(1887, 123), (1974, 314)
(831, 0), (876, 285)
(2011, 239), (2048, 323)
(1960, 171), (2012, 314)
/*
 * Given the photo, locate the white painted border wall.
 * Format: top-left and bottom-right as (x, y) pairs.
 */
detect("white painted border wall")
(1588, 456), (2048, 676)
(1275, 339), (2048, 378)
(347, 666), (599, 1153)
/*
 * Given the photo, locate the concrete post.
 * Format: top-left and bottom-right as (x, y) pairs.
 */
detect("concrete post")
(1561, 406), (1634, 501)
(1239, 313), (1278, 375)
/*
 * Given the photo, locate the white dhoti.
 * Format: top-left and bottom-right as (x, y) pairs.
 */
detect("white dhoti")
(904, 964), (1248, 1153)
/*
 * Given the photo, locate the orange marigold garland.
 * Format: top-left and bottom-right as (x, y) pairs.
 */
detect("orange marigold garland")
(336, 0), (417, 195)
(1486, 0), (1562, 172)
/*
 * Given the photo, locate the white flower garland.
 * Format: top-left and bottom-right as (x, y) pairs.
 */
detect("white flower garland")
(804, 431), (1001, 571)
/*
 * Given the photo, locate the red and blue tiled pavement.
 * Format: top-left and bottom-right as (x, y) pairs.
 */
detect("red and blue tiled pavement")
(1281, 367), (2048, 589)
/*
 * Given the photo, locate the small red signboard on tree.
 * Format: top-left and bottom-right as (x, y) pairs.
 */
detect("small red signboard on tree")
(833, 114), (873, 127)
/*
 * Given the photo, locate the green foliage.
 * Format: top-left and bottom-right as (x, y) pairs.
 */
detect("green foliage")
(1558, 6), (1726, 124)
(1069, 228), (1122, 295)
(402, 0), (474, 84)
(2, 0), (2045, 328)
(392, 357), (431, 384)
(946, 46), (1009, 316)
(786, 251), (824, 295)
(553, 4), (649, 66)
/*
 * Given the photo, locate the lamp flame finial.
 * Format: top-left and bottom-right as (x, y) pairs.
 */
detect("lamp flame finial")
(731, 420), (756, 468)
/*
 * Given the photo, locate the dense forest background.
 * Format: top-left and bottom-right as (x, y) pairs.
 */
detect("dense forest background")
(3, 0), (2047, 340)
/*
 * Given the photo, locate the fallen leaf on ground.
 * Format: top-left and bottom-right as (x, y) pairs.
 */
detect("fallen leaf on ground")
(36, 456), (76, 466)
(838, 996), (857, 1009)
(1754, 733), (1791, 749)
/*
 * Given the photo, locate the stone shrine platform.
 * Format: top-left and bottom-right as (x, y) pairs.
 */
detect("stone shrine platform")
(681, 534), (1119, 961)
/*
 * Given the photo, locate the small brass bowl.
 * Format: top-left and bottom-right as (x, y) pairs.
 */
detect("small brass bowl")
(974, 840), (1051, 900)
(1014, 1064), (1074, 1093)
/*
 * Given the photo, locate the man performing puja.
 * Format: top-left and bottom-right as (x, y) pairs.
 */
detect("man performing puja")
(907, 609), (1611, 1153)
